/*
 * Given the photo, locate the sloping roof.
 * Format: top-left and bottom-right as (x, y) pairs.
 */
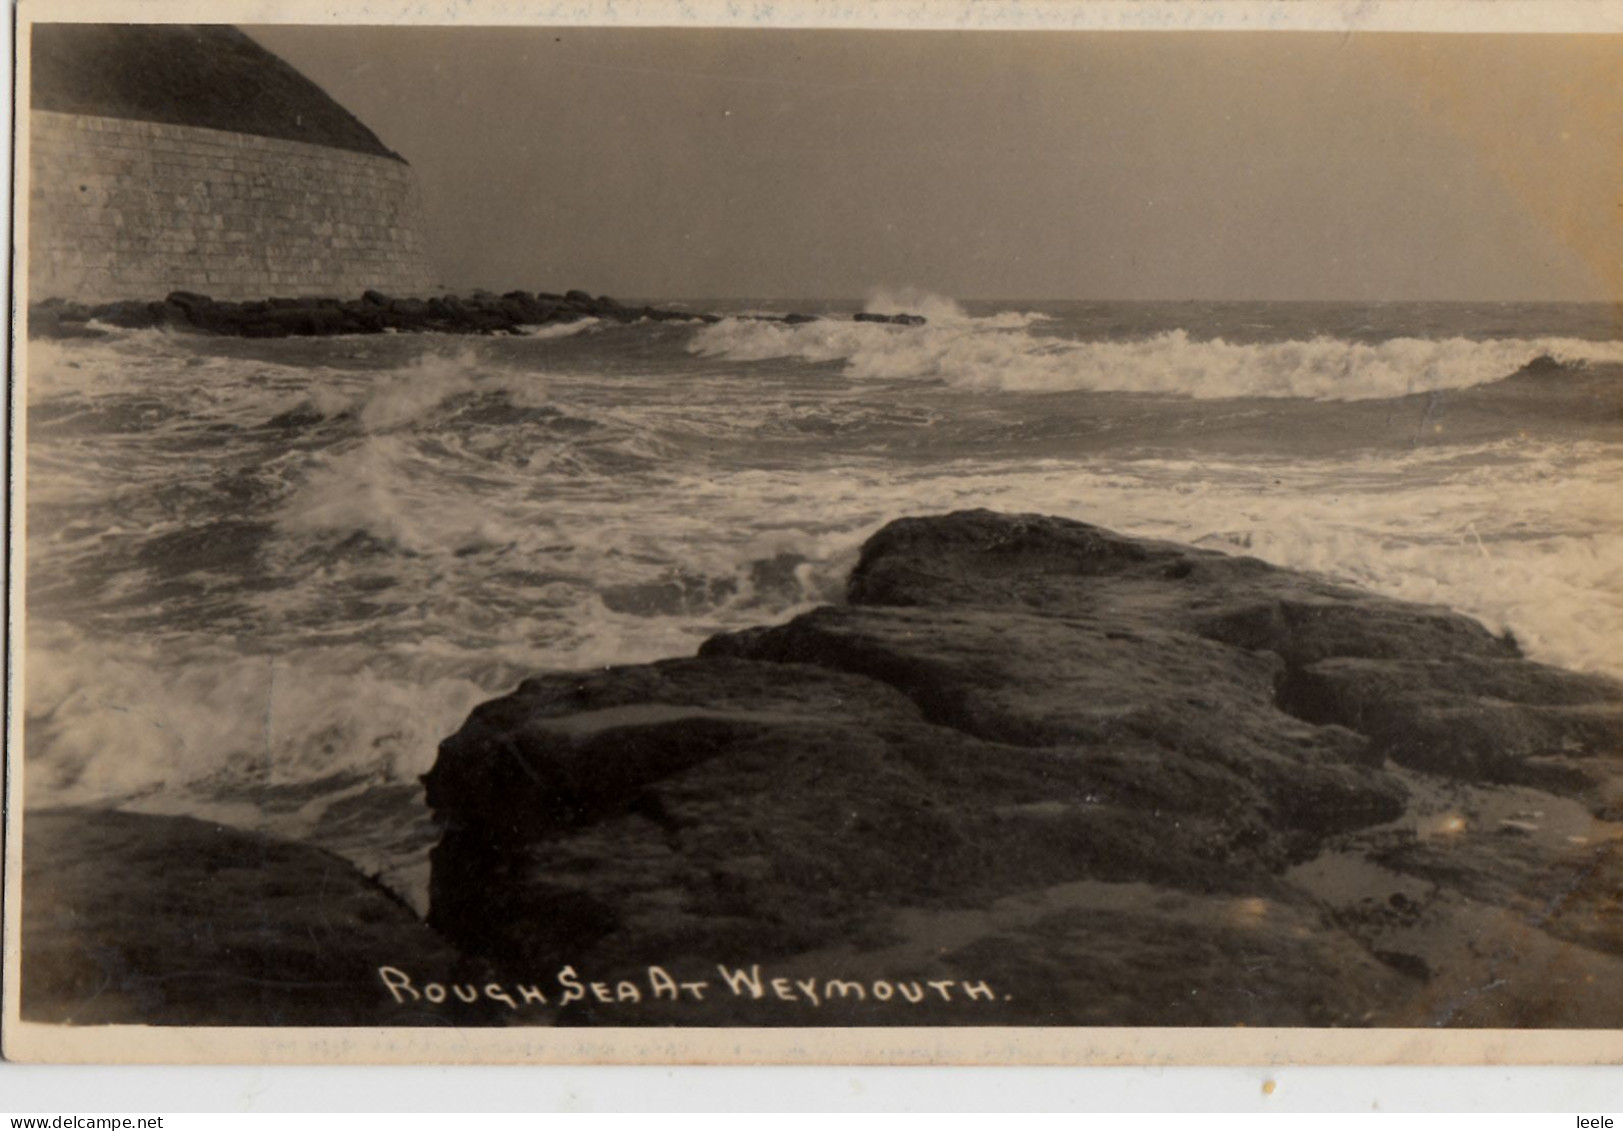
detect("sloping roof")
(31, 23), (404, 162)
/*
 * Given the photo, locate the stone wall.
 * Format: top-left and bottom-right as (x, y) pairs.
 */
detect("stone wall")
(28, 109), (437, 302)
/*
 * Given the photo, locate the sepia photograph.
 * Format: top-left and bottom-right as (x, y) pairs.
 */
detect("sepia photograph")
(6, 0), (1623, 1067)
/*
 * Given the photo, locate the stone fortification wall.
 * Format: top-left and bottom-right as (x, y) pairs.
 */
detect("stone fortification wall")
(29, 109), (437, 302)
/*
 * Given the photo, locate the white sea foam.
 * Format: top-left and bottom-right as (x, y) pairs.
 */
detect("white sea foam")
(516, 317), (603, 339)
(23, 435), (1623, 865)
(23, 634), (494, 796)
(22, 326), (1623, 881)
(691, 319), (1623, 400)
(353, 348), (503, 429)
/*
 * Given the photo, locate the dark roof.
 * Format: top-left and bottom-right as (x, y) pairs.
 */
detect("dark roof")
(31, 24), (404, 161)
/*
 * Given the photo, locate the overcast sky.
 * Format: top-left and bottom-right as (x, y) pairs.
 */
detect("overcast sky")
(247, 25), (1620, 302)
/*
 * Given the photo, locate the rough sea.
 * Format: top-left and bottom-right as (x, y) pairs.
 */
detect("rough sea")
(23, 294), (1623, 907)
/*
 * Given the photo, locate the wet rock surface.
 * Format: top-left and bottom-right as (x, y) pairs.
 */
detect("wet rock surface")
(20, 808), (493, 1026)
(422, 510), (1623, 1026)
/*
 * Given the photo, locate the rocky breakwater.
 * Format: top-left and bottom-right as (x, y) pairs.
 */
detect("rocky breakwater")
(28, 289), (926, 339)
(421, 510), (1623, 1028)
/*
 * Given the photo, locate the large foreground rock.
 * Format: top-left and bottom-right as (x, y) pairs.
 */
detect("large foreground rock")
(21, 808), (494, 1026)
(423, 510), (1623, 1026)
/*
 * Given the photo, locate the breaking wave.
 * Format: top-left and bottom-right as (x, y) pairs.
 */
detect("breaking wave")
(23, 305), (1623, 896)
(863, 286), (971, 324)
(690, 319), (1623, 400)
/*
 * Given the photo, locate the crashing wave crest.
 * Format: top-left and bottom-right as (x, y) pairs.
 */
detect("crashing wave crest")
(690, 318), (1623, 401)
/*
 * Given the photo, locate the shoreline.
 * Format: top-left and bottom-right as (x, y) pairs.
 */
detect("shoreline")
(21, 509), (1623, 1027)
(27, 288), (927, 340)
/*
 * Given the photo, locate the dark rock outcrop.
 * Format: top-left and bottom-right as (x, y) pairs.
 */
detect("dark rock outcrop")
(23, 511), (1623, 1028)
(27, 291), (928, 339)
(853, 311), (926, 326)
(21, 808), (494, 1026)
(422, 510), (1623, 1026)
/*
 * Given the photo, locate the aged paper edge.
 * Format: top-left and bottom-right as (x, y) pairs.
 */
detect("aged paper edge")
(6, 0), (1623, 1067)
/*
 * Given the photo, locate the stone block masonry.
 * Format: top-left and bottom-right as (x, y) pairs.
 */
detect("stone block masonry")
(29, 110), (436, 302)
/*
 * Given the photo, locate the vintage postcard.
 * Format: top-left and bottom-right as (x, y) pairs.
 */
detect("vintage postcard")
(5, 0), (1623, 1066)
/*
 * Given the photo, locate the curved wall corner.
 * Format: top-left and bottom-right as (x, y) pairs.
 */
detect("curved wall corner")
(28, 110), (437, 302)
